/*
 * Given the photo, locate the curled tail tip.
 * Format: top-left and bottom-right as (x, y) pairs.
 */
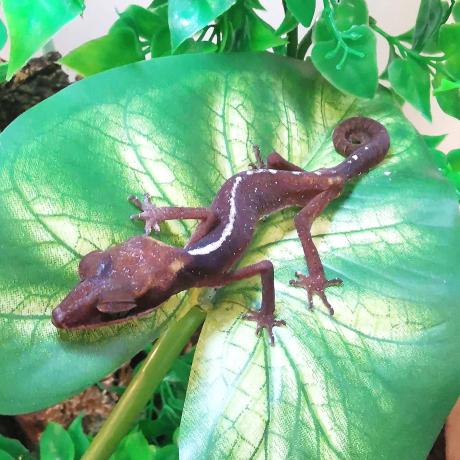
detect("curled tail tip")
(332, 116), (390, 158)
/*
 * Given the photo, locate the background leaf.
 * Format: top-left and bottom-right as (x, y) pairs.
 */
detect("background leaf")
(311, 25), (378, 98)
(39, 423), (75, 460)
(168, 0), (236, 49)
(60, 27), (144, 77)
(0, 435), (28, 459)
(67, 414), (90, 459)
(388, 56), (431, 120)
(0, 54), (459, 459)
(412, 0), (444, 51)
(285, 0), (316, 28)
(2, 0), (84, 80)
(313, 0), (368, 42)
(0, 19), (7, 51)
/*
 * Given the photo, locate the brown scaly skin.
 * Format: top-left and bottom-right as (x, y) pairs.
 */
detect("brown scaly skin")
(52, 117), (390, 345)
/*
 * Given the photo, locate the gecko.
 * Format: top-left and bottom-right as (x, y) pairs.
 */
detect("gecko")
(52, 117), (390, 344)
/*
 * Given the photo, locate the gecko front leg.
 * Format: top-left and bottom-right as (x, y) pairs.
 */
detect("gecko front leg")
(129, 193), (217, 244)
(290, 188), (344, 315)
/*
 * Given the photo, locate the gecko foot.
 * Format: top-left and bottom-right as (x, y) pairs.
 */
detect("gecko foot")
(289, 272), (343, 315)
(248, 145), (266, 170)
(128, 193), (162, 235)
(242, 310), (286, 346)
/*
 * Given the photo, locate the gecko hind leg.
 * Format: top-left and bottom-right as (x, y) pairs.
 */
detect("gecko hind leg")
(290, 273), (342, 315)
(248, 145), (266, 169)
(290, 188), (343, 315)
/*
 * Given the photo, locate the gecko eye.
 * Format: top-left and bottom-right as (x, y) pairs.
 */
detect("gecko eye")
(79, 251), (113, 280)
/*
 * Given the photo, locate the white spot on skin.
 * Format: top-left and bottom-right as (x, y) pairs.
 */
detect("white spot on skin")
(384, 171), (391, 176)
(365, 146), (369, 150)
(352, 154), (358, 160)
(246, 170), (254, 175)
(292, 171), (302, 175)
(269, 169), (277, 174)
(314, 171), (322, 176)
(188, 177), (242, 256)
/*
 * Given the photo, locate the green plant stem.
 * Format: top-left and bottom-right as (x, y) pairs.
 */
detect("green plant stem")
(282, 0), (299, 58)
(81, 306), (206, 460)
(296, 27), (313, 60)
(370, 20), (454, 80)
(287, 27), (299, 58)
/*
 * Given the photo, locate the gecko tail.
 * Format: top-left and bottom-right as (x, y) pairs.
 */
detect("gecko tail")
(331, 117), (390, 180)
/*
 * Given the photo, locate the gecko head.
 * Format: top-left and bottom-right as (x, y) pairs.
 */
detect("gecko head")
(52, 236), (191, 330)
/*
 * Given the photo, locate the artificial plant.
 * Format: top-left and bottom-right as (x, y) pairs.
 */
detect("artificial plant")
(0, 1), (459, 460)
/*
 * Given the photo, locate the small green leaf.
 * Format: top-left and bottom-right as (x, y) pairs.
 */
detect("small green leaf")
(0, 451), (14, 460)
(422, 133), (447, 149)
(151, 28), (172, 57)
(439, 23), (460, 56)
(175, 39), (217, 55)
(276, 10), (298, 36)
(0, 19), (7, 50)
(453, 1), (460, 21)
(433, 78), (460, 94)
(433, 71), (460, 119)
(412, 0), (444, 51)
(285, 0), (316, 27)
(312, 24), (378, 98)
(169, 0), (237, 49)
(245, 11), (287, 51)
(0, 435), (28, 458)
(110, 431), (151, 460)
(40, 423), (75, 460)
(60, 28), (144, 77)
(313, 0), (368, 42)
(115, 5), (167, 40)
(2, 0), (84, 80)
(154, 444), (178, 460)
(448, 148), (460, 170)
(388, 56), (431, 120)
(67, 414), (90, 460)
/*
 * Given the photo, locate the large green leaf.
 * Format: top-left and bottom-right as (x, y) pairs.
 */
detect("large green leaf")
(0, 54), (459, 460)
(2, 0), (84, 80)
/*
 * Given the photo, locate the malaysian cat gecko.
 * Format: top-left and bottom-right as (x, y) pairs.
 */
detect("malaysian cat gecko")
(52, 117), (390, 344)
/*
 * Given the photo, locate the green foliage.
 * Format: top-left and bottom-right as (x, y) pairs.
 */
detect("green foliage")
(67, 415), (90, 459)
(0, 435), (28, 459)
(0, 349), (192, 459)
(0, 19), (7, 50)
(412, 0), (445, 51)
(0, 0), (459, 119)
(312, 0), (378, 98)
(388, 56), (432, 119)
(168, 0), (236, 49)
(59, 27), (144, 77)
(285, 0), (316, 27)
(0, 53), (459, 459)
(1, 0), (84, 80)
(40, 423), (75, 460)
